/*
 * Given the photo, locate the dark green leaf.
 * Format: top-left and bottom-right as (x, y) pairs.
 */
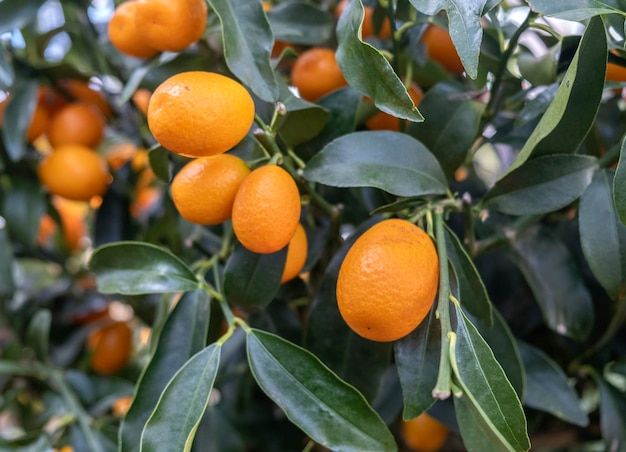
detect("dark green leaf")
(0, 223), (15, 302)
(336, 0), (423, 122)
(223, 244), (287, 310)
(192, 406), (246, 452)
(407, 81), (485, 177)
(408, 0), (486, 78)
(506, 17), (606, 173)
(120, 289), (210, 452)
(596, 376), (626, 451)
(208, 0), (279, 102)
(452, 307), (530, 451)
(277, 81), (330, 148)
(303, 131), (448, 197)
(527, 0), (623, 20)
(445, 225), (493, 324)
(484, 155), (597, 215)
(2, 79), (38, 161)
(141, 344), (222, 452)
(0, 45), (14, 89)
(247, 329), (397, 452)
(267, 2), (334, 45)
(0, 0), (47, 34)
(394, 306), (440, 419)
(510, 225), (594, 341)
(579, 169), (626, 301)
(148, 145), (172, 183)
(517, 341), (588, 426)
(614, 134), (626, 225)
(453, 389), (507, 451)
(514, 84), (559, 128)
(0, 177), (46, 250)
(89, 241), (200, 295)
(25, 310), (51, 363)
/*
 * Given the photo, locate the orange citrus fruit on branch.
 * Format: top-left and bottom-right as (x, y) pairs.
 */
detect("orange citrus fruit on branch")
(87, 321), (133, 375)
(108, 0), (158, 58)
(47, 102), (106, 148)
(281, 223), (308, 283)
(171, 154), (251, 225)
(38, 145), (111, 201)
(291, 47), (348, 102)
(402, 412), (449, 451)
(422, 24), (464, 75)
(232, 165), (301, 254)
(336, 219), (439, 342)
(147, 71), (255, 157)
(335, 0), (392, 39)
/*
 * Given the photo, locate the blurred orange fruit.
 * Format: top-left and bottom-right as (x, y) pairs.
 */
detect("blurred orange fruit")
(47, 102), (106, 148)
(606, 62), (626, 82)
(108, 0), (158, 58)
(422, 24), (464, 74)
(402, 413), (449, 451)
(281, 223), (308, 283)
(335, 0), (391, 39)
(291, 47), (348, 101)
(87, 321), (133, 375)
(365, 82), (424, 131)
(132, 88), (151, 115)
(57, 79), (112, 118)
(112, 396), (133, 417)
(51, 196), (89, 251)
(105, 141), (138, 170)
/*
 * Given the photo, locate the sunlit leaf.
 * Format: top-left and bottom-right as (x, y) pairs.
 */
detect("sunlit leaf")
(527, 0), (623, 20)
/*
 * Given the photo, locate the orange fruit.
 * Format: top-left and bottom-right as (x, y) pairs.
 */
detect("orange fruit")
(606, 62), (626, 82)
(57, 79), (112, 118)
(335, 0), (391, 39)
(51, 196), (89, 251)
(47, 102), (106, 148)
(148, 71), (254, 157)
(57, 446), (74, 452)
(171, 154), (250, 225)
(130, 185), (161, 219)
(38, 145), (111, 201)
(105, 141), (138, 170)
(38, 86), (68, 116)
(281, 223), (308, 283)
(70, 304), (110, 325)
(365, 82), (424, 131)
(87, 321), (133, 375)
(134, 0), (207, 52)
(402, 413), (449, 452)
(132, 88), (151, 115)
(232, 165), (301, 254)
(37, 214), (57, 247)
(112, 396), (133, 417)
(422, 24), (464, 75)
(27, 101), (50, 142)
(108, 0), (158, 58)
(336, 219), (439, 342)
(291, 47), (348, 101)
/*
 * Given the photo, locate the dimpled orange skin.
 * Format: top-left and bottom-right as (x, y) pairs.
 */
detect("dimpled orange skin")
(402, 413), (449, 452)
(147, 71), (255, 157)
(291, 48), (348, 101)
(336, 219), (439, 342)
(281, 223), (308, 283)
(134, 0), (207, 52)
(38, 145), (111, 201)
(47, 103), (106, 148)
(422, 24), (464, 75)
(108, 1), (158, 59)
(232, 165), (301, 254)
(171, 154), (250, 225)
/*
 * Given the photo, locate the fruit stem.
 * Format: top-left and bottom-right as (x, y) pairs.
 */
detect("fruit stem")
(432, 207), (452, 400)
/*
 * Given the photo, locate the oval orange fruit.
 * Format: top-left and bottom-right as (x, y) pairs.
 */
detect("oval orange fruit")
(422, 24), (464, 75)
(281, 223), (308, 283)
(290, 47), (348, 101)
(47, 102), (106, 148)
(402, 413), (449, 452)
(108, 0), (158, 58)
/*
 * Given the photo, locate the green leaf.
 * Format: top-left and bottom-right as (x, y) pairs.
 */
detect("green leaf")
(452, 307), (530, 451)
(514, 84), (559, 129)
(25, 310), (51, 363)
(517, 341), (588, 427)
(120, 289), (210, 452)
(579, 170), (626, 301)
(0, 45), (14, 90)
(303, 131), (448, 197)
(140, 344), (222, 452)
(148, 145), (172, 183)
(277, 81), (330, 148)
(336, 0), (423, 122)
(0, 0), (47, 34)
(394, 306), (440, 419)
(483, 155), (597, 215)
(445, 225), (493, 324)
(0, 223), (15, 302)
(453, 390), (508, 451)
(223, 244), (287, 310)
(614, 134), (626, 225)
(2, 79), (38, 161)
(527, 0), (624, 20)
(0, 177), (46, 250)
(408, 0), (486, 78)
(506, 16), (606, 173)
(407, 81), (485, 177)
(208, 0), (279, 102)
(596, 376), (626, 451)
(267, 2), (334, 45)
(509, 225), (594, 341)
(247, 329), (397, 452)
(89, 241), (200, 295)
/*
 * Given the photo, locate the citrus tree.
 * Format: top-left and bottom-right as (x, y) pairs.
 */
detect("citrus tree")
(1, 0), (626, 451)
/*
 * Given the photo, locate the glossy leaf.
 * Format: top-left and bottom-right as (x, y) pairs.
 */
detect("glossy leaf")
(25, 310), (51, 363)
(336, 0), (423, 122)
(277, 81), (330, 148)
(2, 79), (38, 161)
(141, 344), (222, 452)
(247, 329), (397, 451)
(579, 170), (626, 301)
(527, 0), (623, 20)
(484, 155), (597, 215)
(266, 2), (334, 45)
(510, 225), (594, 341)
(408, 0), (486, 78)
(0, 177), (46, 250)
(517, 341), (588, 426)
(514, 84), (559, 128)
(596, 376), (626, 451)
(223, 244), (287, 310)
(208, 0), (279, 102)
(0, 223), (15, 302)
(0, 0), (47, 34)
(89, 241), (200, 295)
(394, 306), (440, 419)
(407, 81), (485, 177)
(506, 16), (606, 173)
(453, 389), (507, 451)
(120, 289), (210, 452)
(452, 307), (530, 451)
(614, 134), (626, 225)
(303, 131), (448, 197)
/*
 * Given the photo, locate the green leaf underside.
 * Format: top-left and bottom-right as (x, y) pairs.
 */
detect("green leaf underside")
(452, 307), (530, 451)
(208, 0), (279, 102)
(614, 135), (626, 225)
(579, 170), (626, 301)
(140, 344), (222, 452)
(408, 0), (486, 78)
(527, 0), (624, 21)
(247, 329), (397, 452)
(89, 241), (200, 295)
(120, 289), (210, 452)
(517, 341), (588, 427)
(303, 131), (447, 197)
(506, 16), (607, 173)
(484, 154), (597, 215)
(336, 0), (423, 122)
